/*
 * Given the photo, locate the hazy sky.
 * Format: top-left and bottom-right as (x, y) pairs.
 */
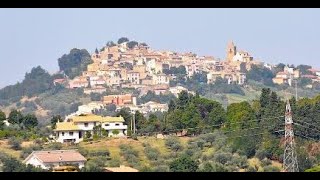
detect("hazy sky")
(0, 8), (319, 88)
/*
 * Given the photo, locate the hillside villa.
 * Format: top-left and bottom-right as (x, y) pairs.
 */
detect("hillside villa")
(54, 114), (127, 143)
(23, 150), (86, 170)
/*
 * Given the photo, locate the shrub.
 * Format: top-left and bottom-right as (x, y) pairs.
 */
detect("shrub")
(153, 165), (170, 172)
(46, 142), (63, 150)
(255, 149), (268, 160)
(213, 152), (233, 165)
(89, 149), (110, 157)
(261, 158), (272, 167)
(112, 129), (119, 136)
(119, 144), (140, 167)
(246, 166), (258, 172)
(230, 154), (248, 169)
(8, 137), (22, 150)
(165, 136), (183, 152)
(93, 134), (99, 141)
(263, 165), (281, 172)
(107, 157), (121, 167)
(144, 146), (160, 161)
(81, 159), (104, 172)
(169, 154), (198, 172)
(20, 145), (42, 159)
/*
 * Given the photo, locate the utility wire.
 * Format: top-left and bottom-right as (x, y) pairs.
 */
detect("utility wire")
(148, 115), (285, 133)
(294, 133), (319, 142)
(294, 120), (320, 132)
(294, 123), (320, 135)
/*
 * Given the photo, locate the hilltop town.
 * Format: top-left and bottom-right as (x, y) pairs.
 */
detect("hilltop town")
(48, 37), (320, 117)
(1, 37), (320, 172)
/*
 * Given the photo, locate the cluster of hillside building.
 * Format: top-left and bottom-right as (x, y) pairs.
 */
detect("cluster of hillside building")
(50, 40), (320, 145)
(54, 41), (264, 96)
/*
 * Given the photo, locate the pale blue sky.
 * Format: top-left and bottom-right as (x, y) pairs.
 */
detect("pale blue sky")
(0, 8), (319, 88)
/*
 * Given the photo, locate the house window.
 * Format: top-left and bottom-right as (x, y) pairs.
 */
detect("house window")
(115, 123), (120, 126)
(84, 123), (88, 127)
(105, 124), (110, 126)
(69, 132), (74, 136)
(62, 132), (65, 136)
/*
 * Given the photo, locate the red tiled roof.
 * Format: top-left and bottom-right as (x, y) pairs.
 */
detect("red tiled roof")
(24, 150), (86, 163)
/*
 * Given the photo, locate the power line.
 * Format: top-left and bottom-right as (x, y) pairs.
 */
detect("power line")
(188, 129), (285, 143)
(295, 133), (319, 142)
(294, 120), (320, 132)
(294, 122), (320, 135)
(162, 115), (285, 131)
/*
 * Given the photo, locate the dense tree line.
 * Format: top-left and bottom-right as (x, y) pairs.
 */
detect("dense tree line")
(0, 66), (53, 101)
(0, 153), (46, 172)
(247, 65), (274, 86)
(138, 91), (176, 104)
(58, 48), (93, 79)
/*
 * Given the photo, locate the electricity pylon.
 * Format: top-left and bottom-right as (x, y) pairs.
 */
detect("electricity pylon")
(283, 100), (299, 172)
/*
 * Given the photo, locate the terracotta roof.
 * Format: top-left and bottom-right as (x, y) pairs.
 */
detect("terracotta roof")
(308, 68), (320, 73)
(277, 72), (287, 75)
(24, 150), (86, 164)
(104, 165), (139, 172)
(302, 74), (317, 79)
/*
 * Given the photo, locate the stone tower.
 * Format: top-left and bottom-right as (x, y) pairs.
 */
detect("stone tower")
(226, 41), (237, 62)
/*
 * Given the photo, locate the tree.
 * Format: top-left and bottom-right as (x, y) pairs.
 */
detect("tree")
(273, 63), (286, 74)
(8, 109), (23, 125)
(50, 115), (62, 129)
(22, 114), (38, 129)
(106, 41), (116, 47)
(296, 64), (312, 75)
(168, 99), (176, 112)
(169, 155), (198, 172)
(247, 65), (274, 86)
(127, 41), (139, 49)
(90, 93), (103, 101)
(298, 77), (312, 87)
(260, 88), (271, 109)
(140, 42), (148, 46)
(135, 111), (147, 131)
(85, 131), (92, 139)
(58, 48), (93, 79)
(177, 91), (191, 109)
(226, 102), (258, 157)
(117, 37), (129, 44)
(95, 48), (99, 54)
(0, 110), (6, 129)
(116, 108), (131, 126)
(23, 66), (53, 97)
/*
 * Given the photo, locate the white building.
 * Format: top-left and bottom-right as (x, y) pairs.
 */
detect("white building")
(23, 150), (86, 170)
(152, 73), (169, 85)
(169, 86), (195, 97)
(127, 71), (140, 85)
(54, 114), (127, 143)
(141, 101), (168, 113)
(232, 51), (253, 63)
(77, 102), (105, 114)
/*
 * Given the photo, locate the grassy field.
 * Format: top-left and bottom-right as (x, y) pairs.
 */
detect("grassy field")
(0, 136), (284, 172)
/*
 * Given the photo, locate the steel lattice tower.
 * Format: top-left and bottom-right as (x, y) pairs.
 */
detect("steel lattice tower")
(283, 101), (299, 172)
